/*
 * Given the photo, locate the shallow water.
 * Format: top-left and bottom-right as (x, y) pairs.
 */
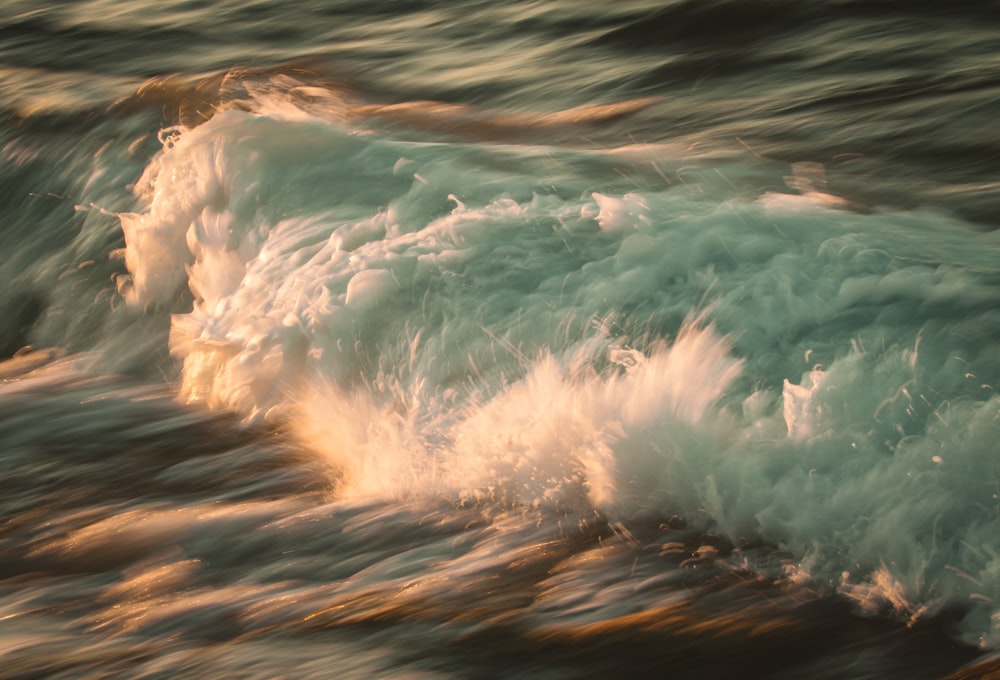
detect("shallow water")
(2, 1), (1000, 677)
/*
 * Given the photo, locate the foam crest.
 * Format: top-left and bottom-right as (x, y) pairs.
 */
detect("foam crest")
(295, 320), (741, 508)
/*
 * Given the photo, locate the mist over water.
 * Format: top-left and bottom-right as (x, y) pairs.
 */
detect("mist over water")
(2, 1), (999, 677)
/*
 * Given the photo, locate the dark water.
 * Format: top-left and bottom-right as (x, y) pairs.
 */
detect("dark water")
(2, 1), (1000, 677)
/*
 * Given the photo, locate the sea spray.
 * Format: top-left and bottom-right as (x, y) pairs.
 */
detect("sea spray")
(294, 317), (742, 508)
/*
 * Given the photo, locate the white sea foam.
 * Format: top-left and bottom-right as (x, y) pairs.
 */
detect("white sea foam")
(115, 101), (1000, 646)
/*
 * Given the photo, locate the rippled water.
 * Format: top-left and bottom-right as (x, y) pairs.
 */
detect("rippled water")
(2, 1), (999, 677)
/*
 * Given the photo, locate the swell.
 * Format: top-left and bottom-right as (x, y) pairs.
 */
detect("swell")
(0, 15), (206, 76)
(4, 5), (997, 226)
(593, 0), (1000, 51)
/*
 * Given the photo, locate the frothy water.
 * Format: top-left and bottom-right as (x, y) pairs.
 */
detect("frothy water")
(3, 1), (1000, 676)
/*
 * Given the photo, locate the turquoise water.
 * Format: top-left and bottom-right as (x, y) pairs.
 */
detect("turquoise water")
(2, 2), (999, 677)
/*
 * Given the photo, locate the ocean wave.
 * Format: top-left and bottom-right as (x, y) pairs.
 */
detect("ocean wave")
(98, 88), (1000, 648)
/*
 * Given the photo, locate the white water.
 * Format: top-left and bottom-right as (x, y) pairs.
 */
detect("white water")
(106, 90), (1000, 647)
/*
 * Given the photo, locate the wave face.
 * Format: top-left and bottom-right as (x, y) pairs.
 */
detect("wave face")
(104, 86), (1000, 648)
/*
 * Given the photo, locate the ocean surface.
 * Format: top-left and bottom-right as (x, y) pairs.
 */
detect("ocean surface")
(2, 1), (1000, 677)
